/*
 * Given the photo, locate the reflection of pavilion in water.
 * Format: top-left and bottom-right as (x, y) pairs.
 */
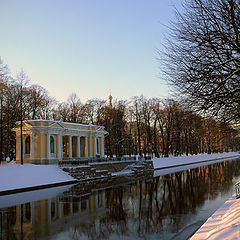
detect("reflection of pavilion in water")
(0, 190), (106, 239)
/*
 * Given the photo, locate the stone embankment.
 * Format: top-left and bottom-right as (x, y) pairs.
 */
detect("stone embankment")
(59, 159), (153, 181)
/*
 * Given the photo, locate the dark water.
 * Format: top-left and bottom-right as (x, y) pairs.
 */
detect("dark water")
(1, 159), (240, 240)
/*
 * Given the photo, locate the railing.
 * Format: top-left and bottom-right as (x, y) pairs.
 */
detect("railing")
(235, 181), (240, 199)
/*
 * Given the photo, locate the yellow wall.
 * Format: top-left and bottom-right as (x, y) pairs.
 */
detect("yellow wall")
(16, 135), (20, 160)
(41, 133), (47, 159)
(80, 137), (85, 157)
(72, 137), (77, 157)
(88, 136), (94, 157)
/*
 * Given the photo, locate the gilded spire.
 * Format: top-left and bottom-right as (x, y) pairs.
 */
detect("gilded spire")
(108, 89), (113, 107)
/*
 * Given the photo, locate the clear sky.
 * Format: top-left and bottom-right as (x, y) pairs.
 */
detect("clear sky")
(0, 0), (183, 103)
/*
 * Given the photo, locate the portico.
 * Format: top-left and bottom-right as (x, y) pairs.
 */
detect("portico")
(13, 120), (107, 164)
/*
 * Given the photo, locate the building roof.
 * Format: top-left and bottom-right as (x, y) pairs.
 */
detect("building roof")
(13, 120), (108, 136)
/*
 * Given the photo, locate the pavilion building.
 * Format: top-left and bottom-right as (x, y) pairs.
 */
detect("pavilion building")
(12, 120), (107, 164)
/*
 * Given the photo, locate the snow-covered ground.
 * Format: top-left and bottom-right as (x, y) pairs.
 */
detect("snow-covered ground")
(0, 163), (76, 194)
(190, 195), (240, 240)
(153, 152), (240, 169)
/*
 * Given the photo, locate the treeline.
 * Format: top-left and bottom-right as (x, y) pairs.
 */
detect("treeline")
(0, 58), (239, 161)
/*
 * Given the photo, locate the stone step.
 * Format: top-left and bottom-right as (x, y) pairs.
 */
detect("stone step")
(62, 165), (112, 180)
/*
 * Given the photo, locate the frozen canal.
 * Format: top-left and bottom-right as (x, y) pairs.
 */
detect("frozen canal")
(0, 158), (240, 240)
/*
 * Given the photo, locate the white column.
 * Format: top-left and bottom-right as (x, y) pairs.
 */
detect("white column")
(47, 134), (50, 159)
(19, 134), (21, 160)
(57, 135), (61, 160)
(101, 137), (104, 157)
(77, 136), (80, 158)
(31, 134), (35, 160)
(69, 135), (72, 158)
(79, 137), (81, 157)
(85, 136), (88, 157)
(94, 137), (97, 157)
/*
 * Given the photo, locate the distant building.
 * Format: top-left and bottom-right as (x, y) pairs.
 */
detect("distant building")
(108, 89), (113, 108)
(12, 120), (107, 164)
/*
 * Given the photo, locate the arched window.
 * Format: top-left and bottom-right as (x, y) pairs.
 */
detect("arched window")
(50, 136), (55, 154)
(25, 136), (30, 154)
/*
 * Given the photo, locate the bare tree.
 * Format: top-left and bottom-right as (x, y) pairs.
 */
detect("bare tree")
(67, 93), (82, 123)
(104, 101), (127, 158)
(28, 85), (51, 120)
(83, 98), (106, 125)
(16, 70), (30, 164)
(57, 102), (70, 122)
(131, 96), (144, 157)
(161, 0), (240, 123)
(0, 57), (10, 161)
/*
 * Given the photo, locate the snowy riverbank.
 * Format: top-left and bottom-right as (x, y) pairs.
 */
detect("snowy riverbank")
(153, 152), (240, 170)
(0, 164), (76, 195)
(190, 194), (240, 240)
(0, 152), (239, 195)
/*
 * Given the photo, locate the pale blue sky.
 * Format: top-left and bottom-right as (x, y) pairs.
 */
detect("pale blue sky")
(0, 0), (183, 102)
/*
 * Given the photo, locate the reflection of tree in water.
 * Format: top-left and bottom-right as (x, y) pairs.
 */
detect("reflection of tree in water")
(106, 187), (127, 222)
(1, 206), (17, 240)
(70, 160), (240, 239)
(133, 160), (240, 236)
(65, 187), (128, 240)
(69, 218), (113, 240)
(103, 187), (128, 237)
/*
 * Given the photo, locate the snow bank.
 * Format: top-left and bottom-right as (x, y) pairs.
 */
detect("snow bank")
(153, 158), (235, 178)
(153, 152), (240, 170)
(0, 164), (76, 193)
(190, 195), (240, 240)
